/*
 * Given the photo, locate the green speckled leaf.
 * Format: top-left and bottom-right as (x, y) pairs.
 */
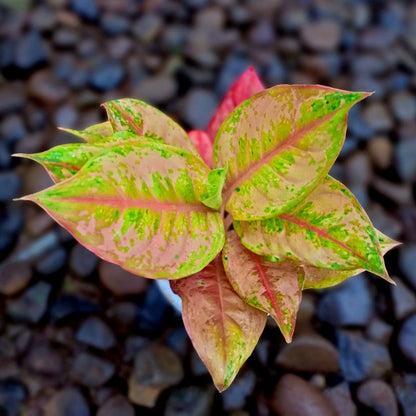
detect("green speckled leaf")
(223, 231), (303, 342)
(20, 143), (224, 279)
(14, 132), (158, 183)
(199, 168), (227, 211)
(214, 85), (370, 220)
(103, 98), (199, 155)
(170, 256), (267, 391)
(59, 121), (113, 143)
(235, 176), (392, 282)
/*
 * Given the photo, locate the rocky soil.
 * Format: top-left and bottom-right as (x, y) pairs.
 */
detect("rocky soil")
(1, 0), (416, 415)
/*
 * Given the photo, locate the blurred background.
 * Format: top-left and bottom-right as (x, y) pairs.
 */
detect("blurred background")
(0, 0), (416, 415)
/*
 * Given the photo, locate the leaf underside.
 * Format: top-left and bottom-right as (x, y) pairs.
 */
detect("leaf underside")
(171, 256), (267, 391)
(21, 143), (225, 279)
(214, 85), (369, 220)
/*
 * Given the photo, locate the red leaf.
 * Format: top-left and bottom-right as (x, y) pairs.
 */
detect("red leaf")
(188, 130), (213, 168)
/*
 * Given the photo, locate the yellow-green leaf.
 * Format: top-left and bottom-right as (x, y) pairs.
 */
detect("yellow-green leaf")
(223, 231), (303, 342)
(59, 121), (113, 143)
(199, 168), (227, 211)
(235, 176), (392, 282)
(20, 143), (225, 279)
(214, 85), (369, 220)
(170, 256), (267, 391)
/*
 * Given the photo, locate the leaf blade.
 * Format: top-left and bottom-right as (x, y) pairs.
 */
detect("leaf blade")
(223, 231), (303, 342)
(59, 121), (113, 143)
(188, 130), (213, 168)
(199, 168), (227, 211)
(214, 85), (370, 220)
(170, 256), (267, 391)
(21, 143), (225, 279)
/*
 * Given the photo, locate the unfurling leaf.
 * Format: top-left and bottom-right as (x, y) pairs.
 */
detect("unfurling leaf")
(20, 144), (225, 279)
(103, 98), (199, 155)
(59, 121), (113, 143)
(188, 130), (213, 168)
(223, 231), (303, 342)
(199, 168), (227, 211)
(235, 176), (391, 282)
(170, 256), (267, 391)
(14, 132), (159, 183)
(207, 67), (264, 141)
(214, 86), (370, 220)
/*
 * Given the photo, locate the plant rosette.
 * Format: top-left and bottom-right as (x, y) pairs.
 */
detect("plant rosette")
(14, 68), (399, 392)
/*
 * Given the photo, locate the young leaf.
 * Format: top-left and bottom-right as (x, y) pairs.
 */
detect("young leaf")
(19, 144), (225, 279)
(235, 176), (391, 282)
(214, 85), (370, 220)
(207, 67), (264, 141)
(188, 130), (213, 168)
(14, 133), (158, 183)
(199, 168), (227, 211)
(59, 121), (113, 143)
(103, 98), (199, 156)
(170, 256), (267, 391)
(223, 231), (303, 342)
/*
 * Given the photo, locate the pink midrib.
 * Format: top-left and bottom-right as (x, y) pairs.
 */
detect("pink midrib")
(106, 102), (144, 136)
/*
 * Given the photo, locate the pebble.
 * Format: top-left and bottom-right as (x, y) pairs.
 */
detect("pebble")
(372, 177), (413, 206)
(390, 91), (416, 122)
(7, 282), (51, 324)
(0, 83), (25, 116)
(165, 386), (215, 416)
(106, 302), (137, 330)
(97, 395), (134, 416)
(128, 344), (183, 407)
(300, 20), (341, 52)
(49, 294), (98, 323)
(316, 276), (374, 327)
(131, 14), (162, 43)
(190, 349), (209, 376)
(360, 27), (397, 50)
(367, 136), (393, 169)
(133, 75), (177, 105)
(100, 13), (129, 36)
(398, 314), (416, 365)
(393, 374), (416, 416)
(69, 244), (98, 278)
(90, 61), (125, 91)
(53, 28), (79, 49)
(14, 31), (48, 71)
(337, 330), (392, 382)
(0, 114), (27, 144)
(344, 152), (372, 186)
(0, 172), (21, 201)
(0, 262), (32, 296)
(399, 244), (416, 289)
(69, 0), (99, 20)
(28, 69), (69, 105)
(357, 379), (398, 416)
(324, 383), (357, 416)
(391, 279), (416, 320)
(0, 379), (27, 416)
(270, 374), (337, 416)
(366, 318), (393, 344)
(396, 139), (416, 182)
(275, 334), (339, 373)
(361, 102), (393, 132)
(181, 88), (217, 129)
(44, 388), (90, 416)
(35, 246), (67, 276)
(76, 316), (116, 350)
(248, 20), (275, 46)
(71, 351), (115, 387)
(222, 371), (256, 411)
(25, 339), (63, 376)
(99, 261), (148, 296)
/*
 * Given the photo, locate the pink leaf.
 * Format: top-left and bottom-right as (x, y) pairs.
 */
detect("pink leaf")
(206, 67), (264, 141)
(188, 130), (213, 168)
(170, 256), (267, 391)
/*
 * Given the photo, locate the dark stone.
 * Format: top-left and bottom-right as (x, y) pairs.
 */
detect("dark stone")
(391, 279), (416, 320)
(44, 388), (90, 416)
(90, 61), (125, 91)
(215, 54), (250, 96)
(7, 282), (51, 324)
(128, 344), (183, 407)
(71, 352), (115, 387)
(362, 102), (393, 132)
(100, 13), (129, 36)
(14, 31), (48, 70)
(0, 379), (27, 416)
(49, 294), (99, 323)
(347, 106), (374, 140)
(398, 314), (416, 365)
(76, 316), (116, 350)
(337, 331), (392, 382)
(270, 374), (337, 416)
(190, 349), (209, 376)
(357, 379), (398, 416)
(165, 386), (215, 416)
(300, 20), (341, 51)
(28, 69), (69, 105)
(69, 0), (99, 20)
(393, 374), (416, 416)
(25, 340), (63, 376)
(0, 262), (32, 296)
(53, 28), (79, 49)
(0, 172), (21, 202)
(396, 140), (416, 182)
(106, 302), (137, 330)
(97, 395), (134, 416)
(324, 383), (357, 416)
(390, 91), (416, 122)
(399, 244), (416, 290)
(366, 318), (393, 344)
(0, 115), (27, 145)
(222, 371), (256, 411)
(166, 327), (189, 358)
(133, 76), (177, 105)
(181, 89), (217, 129)
(317, 276), (374, 327)
(35, 246), (67, 276)
(69, 244), (98, 278)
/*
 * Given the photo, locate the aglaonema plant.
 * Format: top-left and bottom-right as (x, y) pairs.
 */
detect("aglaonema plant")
(14, 68), (399, 391)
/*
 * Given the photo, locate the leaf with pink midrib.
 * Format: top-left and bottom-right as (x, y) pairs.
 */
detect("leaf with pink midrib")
(20, 143), (225, 279)
(170, 256), (267, 391)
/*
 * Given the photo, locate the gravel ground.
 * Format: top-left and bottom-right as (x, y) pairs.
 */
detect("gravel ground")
(1, 0), (416, 415)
